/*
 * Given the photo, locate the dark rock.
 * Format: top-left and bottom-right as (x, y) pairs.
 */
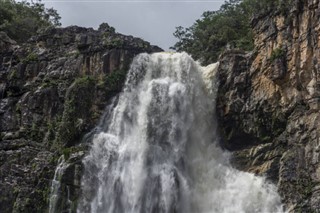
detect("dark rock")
(0, 24), (162, 212)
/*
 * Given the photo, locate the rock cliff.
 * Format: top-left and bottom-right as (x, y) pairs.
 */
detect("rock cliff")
(2, 0), (320, 211)
(217, 0), (320, 211)
(0, 24), (162, 212)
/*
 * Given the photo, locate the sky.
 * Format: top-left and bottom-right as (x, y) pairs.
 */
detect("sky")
(40, 0), (224, 50)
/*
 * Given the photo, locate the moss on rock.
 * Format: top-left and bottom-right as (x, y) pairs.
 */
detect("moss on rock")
(56, 76), (96, 147)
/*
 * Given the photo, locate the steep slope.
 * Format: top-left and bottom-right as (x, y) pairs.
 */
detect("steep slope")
(0, 24), (162, 212)
(217, 0), (320, 211)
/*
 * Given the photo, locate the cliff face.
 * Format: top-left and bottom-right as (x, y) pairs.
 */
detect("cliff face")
(2, 1), (320, 211)
(0, 25), (162, 212)
(217, 0), (320, 211)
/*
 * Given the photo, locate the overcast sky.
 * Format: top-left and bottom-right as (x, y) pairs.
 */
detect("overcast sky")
(40, 0), (224, 50)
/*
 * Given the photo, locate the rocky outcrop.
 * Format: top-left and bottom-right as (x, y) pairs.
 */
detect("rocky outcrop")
(0, 24), (162, 212)
(217, 0), (320, 212)
(2, 1), (320, 211)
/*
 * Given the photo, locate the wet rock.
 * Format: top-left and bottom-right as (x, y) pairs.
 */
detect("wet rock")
(0, 24), (162, 212)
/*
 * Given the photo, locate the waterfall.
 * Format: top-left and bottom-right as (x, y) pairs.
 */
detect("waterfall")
(77, 52), (285, 213)
(49, 156), (72, 213)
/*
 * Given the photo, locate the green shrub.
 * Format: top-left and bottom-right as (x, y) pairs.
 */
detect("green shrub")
(8, 68), (18, 79)
(103, 37), (125, 48)
(23, 52), (38, 63)
(171, 0), (291, 65)
(270, 48), (285, 62)
(105, 70), (127, 91)
(0, 0), (61, 43)
(62, 148), (72, 160)
(55, 75), (95, 147)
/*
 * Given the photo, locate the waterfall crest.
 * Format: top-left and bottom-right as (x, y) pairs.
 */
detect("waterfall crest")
(77, 52), (284, 213)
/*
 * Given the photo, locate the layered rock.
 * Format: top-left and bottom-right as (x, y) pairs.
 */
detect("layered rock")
(0, 24), (162, 212)
(217, 0), (320, 211)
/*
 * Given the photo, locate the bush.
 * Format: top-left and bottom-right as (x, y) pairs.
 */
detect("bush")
(171, 0), (291, 65)
(270, 48), (285, 62)
(0, 0), (61, 43)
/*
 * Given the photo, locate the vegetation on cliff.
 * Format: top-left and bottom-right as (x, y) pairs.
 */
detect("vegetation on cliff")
(0, 0), (61, 43)
(0, 16), (163, 211)
(171, 0), (291, 65)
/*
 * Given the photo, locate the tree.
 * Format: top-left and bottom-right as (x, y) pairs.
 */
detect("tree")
(171, 0), (286, 65)
(0, 0), (61, 43)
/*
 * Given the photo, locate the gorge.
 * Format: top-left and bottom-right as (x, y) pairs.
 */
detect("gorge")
(1, 0), (320, 212)
(73, 52), (283, 213)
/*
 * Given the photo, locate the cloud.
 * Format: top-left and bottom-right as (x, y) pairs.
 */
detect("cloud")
(42, 0), (223, 50)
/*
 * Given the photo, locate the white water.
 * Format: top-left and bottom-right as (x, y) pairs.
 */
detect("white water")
(78, 52), (284, 213)
(49, 156), (72, 213)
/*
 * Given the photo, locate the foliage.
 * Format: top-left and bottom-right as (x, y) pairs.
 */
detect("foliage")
(41, 79), (58, 88)
(56, 76), (95, 147)
(0, 0), (61, 43)
(62, 147), (72, 160)
(104, 69), (127, 91)
(103, 37), (125, 48)
(171, 0), (291, 65)
(23, 52), (39, 63)
(8, 68), (18, 80)
(270, 47), (285, 62)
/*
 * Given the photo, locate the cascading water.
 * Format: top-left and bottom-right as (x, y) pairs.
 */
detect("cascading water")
(77, 52), (285, 213)
(49, 156), (72, 213)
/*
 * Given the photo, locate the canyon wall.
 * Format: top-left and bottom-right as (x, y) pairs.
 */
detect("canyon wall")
(1, 1), (320, 211)
(217, 0), (320, 211)
(0, 24), (161, 212)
